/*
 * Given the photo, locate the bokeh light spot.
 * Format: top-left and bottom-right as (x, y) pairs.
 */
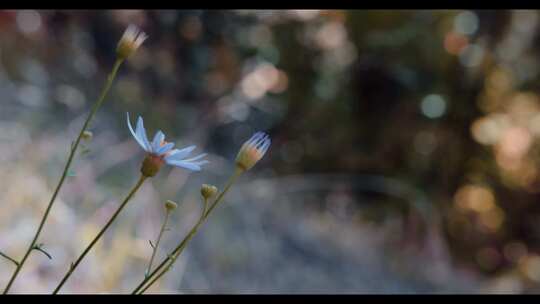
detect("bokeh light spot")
(16, 10), (42, 35)
(454, 11), (479, 36)
(420, 94), (447, 119)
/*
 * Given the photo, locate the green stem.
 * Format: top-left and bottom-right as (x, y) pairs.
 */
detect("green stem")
(52, 174), (147, 294)
(3, 58), (124, 294)
(203, 167), (243, 220)
(145, 209), (171, 278)
(138, 198), (209, 294)
(132, 168), (243, 294)
(0, 250), (19, 267)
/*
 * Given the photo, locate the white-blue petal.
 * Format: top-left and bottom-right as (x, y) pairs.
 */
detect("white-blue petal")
(247, 132), (264, 146)
(254, 134), (269, 148)
(260, 139), (271, 154)
(166, 160), (202, 171)
(156, 142), (174, 155)
(183, 153), (207, 162)
(164, 145), (196, 162)
(151, 131), (165, 152)
(136, 116), (151, 151)
(127, 113), (149, 152)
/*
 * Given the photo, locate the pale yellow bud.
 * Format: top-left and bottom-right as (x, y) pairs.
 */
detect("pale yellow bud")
(201, 184), (218, 200)
(82, 130), (93, 141)
(165, 200), (178, 211)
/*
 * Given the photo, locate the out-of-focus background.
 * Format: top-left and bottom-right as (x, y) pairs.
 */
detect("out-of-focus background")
(1, 9), (540, 294)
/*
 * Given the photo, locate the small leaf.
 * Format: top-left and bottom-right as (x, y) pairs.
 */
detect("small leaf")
(32, 244), (52, 260)
(81, 144), (90, 155)
(0, 251), (19, 266)
(148, 240), (155, 249)
(80, 148), (91, 156)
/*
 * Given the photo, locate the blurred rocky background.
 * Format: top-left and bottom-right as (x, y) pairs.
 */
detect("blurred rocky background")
(0, 9), (539, 293)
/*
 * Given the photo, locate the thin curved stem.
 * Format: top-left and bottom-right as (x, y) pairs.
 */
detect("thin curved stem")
(52, 174), (147, 294)
(132, 167), (243, 294)
(3, 58), (124, 294)
(138, 198), (208, 294)
(145, 209), (171, 278)
(0, 250), (19, 267)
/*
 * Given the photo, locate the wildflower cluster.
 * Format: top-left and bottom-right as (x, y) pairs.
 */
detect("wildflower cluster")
(1, 24), (271, 295)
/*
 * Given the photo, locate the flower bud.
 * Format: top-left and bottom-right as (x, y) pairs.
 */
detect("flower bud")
(235, 132), (271, 171)
(117, 25), (148, 60)
(141, 154), (164, 177)
(82, 130), (93, 141)
(200, 184), (218, 200)
(165, 200), (178, 211)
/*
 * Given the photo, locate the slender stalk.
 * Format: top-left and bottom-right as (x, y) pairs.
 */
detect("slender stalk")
(3, 58), (124, 294)
(53, 174), (147, 294)
(138, 198), (208, 294)
(132, 168), (243, 294)
(203, 168), (243, 220)
(145, 209), (172, 278)
(0, 250), (19, 267)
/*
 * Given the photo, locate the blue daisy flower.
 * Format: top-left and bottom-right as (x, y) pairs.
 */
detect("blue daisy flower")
(127, 113), (208, 173)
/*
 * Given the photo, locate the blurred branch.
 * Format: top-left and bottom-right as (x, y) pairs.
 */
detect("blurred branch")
(0, 250), (19, 267)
